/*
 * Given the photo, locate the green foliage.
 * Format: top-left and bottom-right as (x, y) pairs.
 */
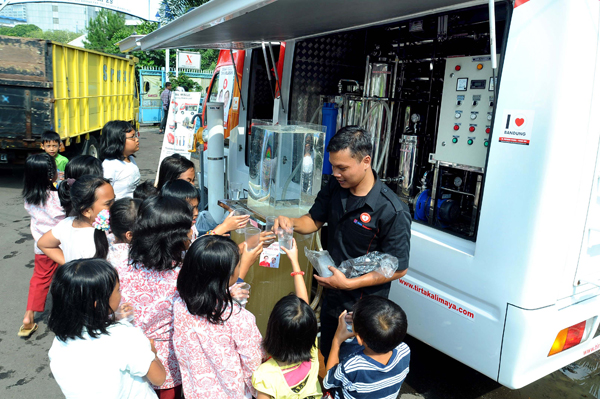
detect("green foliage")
(0, 24), (81, 44)
(168, 72), (202, 92)
(84, 9), (132, 54)
(0, 24), (41, 37)
(30, 30), (83, 44)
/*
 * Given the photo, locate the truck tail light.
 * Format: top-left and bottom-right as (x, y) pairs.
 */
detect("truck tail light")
(548, 319), (595, 356)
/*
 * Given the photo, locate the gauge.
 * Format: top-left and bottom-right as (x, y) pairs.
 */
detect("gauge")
(454, 176), (463, 187)
(470, 113), (477, 120)
(456, 78), (468, 91)
(411, 113), (421, 123)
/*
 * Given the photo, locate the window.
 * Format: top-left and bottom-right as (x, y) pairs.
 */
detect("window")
(53, 18), (59, 25)
(52, 5), (58, 12)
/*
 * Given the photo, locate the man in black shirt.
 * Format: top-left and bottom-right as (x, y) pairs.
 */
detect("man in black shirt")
(275, 126), (411, 361)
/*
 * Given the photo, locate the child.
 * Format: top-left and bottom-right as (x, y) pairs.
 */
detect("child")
(134, 180), (159, 200)
(48, 258), (166, 398)
(156, 153), (195, 190)
(18, 153), (66, 338)
(118, 196), (193, 399)
(252, 240), (322, 399)
(38, 175), (115, 264)
(41, 130), (68, 177)
(160, 179), (248, 240)
(101, 120), (141, 199)
(323, 296), (410, 399)
(173, 235), (264, 399)
(106, 198), (141, 269)
(57, 155), (103, 215)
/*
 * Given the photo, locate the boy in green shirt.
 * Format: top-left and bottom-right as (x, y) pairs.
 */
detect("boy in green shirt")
(41, 131), (68, 177)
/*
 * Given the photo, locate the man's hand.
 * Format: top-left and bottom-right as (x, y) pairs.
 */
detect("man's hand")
(314, 266), (354, 290)
(273, 216), (293, 231)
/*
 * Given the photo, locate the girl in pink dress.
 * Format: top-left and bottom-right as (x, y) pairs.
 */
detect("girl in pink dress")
(119, 196), (193, 399)
(174, 235), (265, 399)
(19, 153), (66, 337)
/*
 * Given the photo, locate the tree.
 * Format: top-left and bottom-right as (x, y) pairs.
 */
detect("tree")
(0, 24), (41, 37)
(30, 30), (82, 44)
(168, 72), (202, 92)
(84, 9), (133, 54)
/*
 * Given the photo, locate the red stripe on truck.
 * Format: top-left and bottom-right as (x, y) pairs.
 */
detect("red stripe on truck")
(514, 0), (530, 7)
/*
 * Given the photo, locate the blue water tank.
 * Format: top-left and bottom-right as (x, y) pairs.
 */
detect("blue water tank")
(321, 103), (338, 175)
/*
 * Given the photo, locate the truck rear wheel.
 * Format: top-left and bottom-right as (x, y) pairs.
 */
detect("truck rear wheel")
(83, 136), (100, 159)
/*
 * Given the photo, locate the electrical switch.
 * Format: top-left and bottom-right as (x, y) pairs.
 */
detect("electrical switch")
(455, 112), (461, 119)
(453, 124), (460, 131)
(472, 100), (478, 106)
(470, 113), (477, 120)
(485, 127), (491, 134)
(487, 113), (492, 121)
(452, 137), (458, 144)
(469, 126), (475, 132)
(467, 139), (474, 145)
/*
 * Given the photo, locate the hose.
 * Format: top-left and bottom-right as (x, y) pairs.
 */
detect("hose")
(360, 101), (392, 174)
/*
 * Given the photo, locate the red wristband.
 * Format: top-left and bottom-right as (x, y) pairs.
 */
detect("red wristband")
(291, 271), (305, 277)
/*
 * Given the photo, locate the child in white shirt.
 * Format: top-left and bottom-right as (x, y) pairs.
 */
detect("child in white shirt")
(48, 258), (165, 398)
(101, 120), (141, 199)
(38, 175), (115, 264)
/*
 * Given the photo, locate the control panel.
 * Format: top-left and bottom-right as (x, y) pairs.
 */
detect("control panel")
(434, 55), (499, 169)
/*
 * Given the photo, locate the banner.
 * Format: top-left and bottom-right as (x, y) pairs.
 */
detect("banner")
(156, 91), (202, 180)
(216, 65), (234, 123)
(5, 0), (162, 22)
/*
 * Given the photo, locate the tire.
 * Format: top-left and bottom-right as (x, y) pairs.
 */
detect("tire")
(82, 136), (100, 159)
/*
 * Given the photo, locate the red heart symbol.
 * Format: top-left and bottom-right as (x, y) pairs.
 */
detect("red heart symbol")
(515, 118), (525, 127)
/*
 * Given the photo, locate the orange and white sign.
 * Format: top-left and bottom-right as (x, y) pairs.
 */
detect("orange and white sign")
(498, 109), (536, 145)
(178, 51), (201, 70)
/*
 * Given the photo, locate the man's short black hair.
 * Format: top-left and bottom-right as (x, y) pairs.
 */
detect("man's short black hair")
(326, 126), (372, 160)
(353, 296), (407, 354)
(41, 130), (61, 145)
(165, 82), (172, 88)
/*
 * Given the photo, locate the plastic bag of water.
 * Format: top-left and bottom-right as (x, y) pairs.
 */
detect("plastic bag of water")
(304, 248), (335, 277)
(338, 252), (398, 278)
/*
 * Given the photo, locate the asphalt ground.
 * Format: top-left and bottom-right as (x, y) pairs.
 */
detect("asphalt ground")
(0, 125), (598, 398)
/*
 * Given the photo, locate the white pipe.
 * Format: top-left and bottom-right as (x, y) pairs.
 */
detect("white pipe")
(488, 0), (498, 71)
(175, 49), (180, 78)
(376, 101), (392, 174)
(165, 49), (170, 82)
(206, 102), (225, 222)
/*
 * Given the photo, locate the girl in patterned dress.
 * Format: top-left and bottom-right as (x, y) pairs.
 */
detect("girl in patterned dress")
(19, 153), (66, 338)
(173, 235), (265, 399)
(119, 196), (193, 399)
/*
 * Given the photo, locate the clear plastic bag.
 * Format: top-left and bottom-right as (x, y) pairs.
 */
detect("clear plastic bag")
(338, 252), (399, 279)
(304, 248), (335, 277)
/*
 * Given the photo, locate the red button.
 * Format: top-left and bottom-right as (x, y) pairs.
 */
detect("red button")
(454, 125), (460, 131)
(455, 65), (461, 71)
(486, 128), (491, 134)
(469, 126), (475, 132)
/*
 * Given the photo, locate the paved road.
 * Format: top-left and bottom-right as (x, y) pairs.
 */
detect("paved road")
(0, 125), (598, 398)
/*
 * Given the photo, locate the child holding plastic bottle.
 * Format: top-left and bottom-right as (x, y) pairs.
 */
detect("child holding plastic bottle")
(251, 239), (323, 399)
(173, 235), (264, 399)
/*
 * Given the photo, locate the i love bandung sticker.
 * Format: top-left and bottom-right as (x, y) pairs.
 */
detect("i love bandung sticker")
(498, 109), (536, 145)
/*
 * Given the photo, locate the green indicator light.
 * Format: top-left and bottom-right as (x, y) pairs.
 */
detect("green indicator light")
(467, 139), (473, 145)
(452, 137), (458, 144)
(484, 140), (489, 147)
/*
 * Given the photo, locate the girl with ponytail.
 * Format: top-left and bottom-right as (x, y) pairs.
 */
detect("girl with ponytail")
(58, 155), (103, 216)
(38, 175), (115, 264)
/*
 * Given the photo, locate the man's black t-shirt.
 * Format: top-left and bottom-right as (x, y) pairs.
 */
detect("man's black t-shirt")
(309, 171), (411, 317)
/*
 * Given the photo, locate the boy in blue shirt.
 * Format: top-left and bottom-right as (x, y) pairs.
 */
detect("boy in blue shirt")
(324, 296), (410, 399)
